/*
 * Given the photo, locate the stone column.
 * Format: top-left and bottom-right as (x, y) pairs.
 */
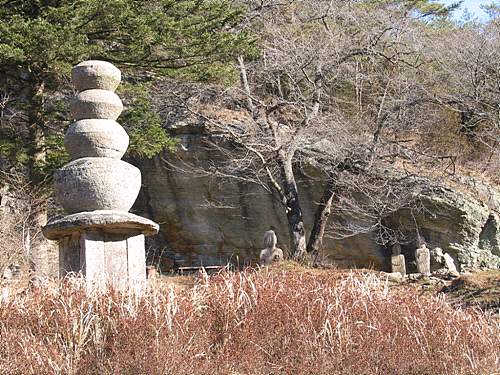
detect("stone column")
(43, 61), (159, 290)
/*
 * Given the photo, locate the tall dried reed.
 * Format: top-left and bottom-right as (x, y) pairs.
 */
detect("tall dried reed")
(0, 269), (498, 375)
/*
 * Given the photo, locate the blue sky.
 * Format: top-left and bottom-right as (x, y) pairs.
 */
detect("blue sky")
(438, 0), (498, 21)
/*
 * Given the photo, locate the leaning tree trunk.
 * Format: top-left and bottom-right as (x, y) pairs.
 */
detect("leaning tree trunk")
(237, 55), (255, 117)
(279, 154), (307, 259)
(307, 179), (337, 264)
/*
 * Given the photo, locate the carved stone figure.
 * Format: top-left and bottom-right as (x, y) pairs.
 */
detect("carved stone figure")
(259, 230), (284, 266)
(443, 253), (459, 276)
(43, 60), (159, 290)
(391, 243), (406, 276)
(430, 247), (460, 277)
(415, 243), (431, 275)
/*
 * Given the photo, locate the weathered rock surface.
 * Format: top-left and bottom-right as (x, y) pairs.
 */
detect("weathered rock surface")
(65, 119), (129, 159)
(479, 213), (500, 257)
(71, 60), (121, 92)
(133, 125), (500, 271)
(443, 253), (459, 276)
(384, 186), (500, 271)
(55, 158), (141, 214)
(70, 89), (123, 120)
(134, 134), (388, 269)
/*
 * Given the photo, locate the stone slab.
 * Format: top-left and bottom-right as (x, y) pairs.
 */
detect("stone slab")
(104, 232), (128, 289)
(127, 234), (146, 290)
(415, 245), (431, 275)
(59, 233), (81, 276)
(57, 229), (147, 290)
(83, 231), (106, 288)
(43, 210), (159, 240)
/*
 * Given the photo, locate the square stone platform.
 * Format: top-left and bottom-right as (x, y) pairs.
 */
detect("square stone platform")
(43, 210), (159, 290)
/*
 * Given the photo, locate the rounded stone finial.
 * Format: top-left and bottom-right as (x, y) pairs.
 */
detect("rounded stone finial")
(70, 89), (123, 120)
(71, 60), (121, 92)
(65, 119), (129, 159)
(54, 158), (142, 214)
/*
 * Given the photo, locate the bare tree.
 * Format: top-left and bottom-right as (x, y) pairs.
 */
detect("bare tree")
(150, 1), (500, 264)
(423, 16), (500, 179)
(159, 0), (455, 259)
(0, 170), (50, 278)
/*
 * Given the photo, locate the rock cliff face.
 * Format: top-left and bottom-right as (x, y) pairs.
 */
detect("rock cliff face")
(384, 186), (500, 271)
(133, 127), (500, 272)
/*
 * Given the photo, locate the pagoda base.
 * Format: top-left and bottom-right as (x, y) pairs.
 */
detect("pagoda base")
(43, 210), (159, 290)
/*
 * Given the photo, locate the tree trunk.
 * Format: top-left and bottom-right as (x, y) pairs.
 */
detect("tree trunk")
(26, 80), (50, 276)
(307, 179), (337, 264)
(237, 55), (255, 116)
(27, 203), (50, 275)
(279, 154), (307, 259)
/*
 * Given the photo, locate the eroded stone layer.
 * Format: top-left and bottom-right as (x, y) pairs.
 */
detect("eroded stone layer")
(72, 60), (121, 92)
(54, 158), (141, 214)
(70, 89), (123, 120)
(65, 119), (129, 159)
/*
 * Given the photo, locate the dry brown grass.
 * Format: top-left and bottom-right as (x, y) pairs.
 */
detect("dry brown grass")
(149, 274), (197, 294)
(0, 269), (498, 375)
(442, 270), (500, 313)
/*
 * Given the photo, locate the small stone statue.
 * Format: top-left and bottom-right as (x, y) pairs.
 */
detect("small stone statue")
(415, 242), (431, 275)
(259, 230), (284, 266)
(390, 243), (406, 276)
(443, 253), (459, 276)
(430, 247), (459, 277)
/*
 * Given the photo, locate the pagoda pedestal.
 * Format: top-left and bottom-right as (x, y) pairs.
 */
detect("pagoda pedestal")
(44, 211), (158, 290)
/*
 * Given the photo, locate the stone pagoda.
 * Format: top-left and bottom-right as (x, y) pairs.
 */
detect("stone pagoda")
(43, 60), (159, 289)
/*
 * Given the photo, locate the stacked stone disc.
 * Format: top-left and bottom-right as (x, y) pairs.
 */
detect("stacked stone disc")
(55, 61), (141, 213)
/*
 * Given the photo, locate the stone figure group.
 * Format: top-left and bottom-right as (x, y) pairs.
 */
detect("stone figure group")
(390, 237), (459, 278)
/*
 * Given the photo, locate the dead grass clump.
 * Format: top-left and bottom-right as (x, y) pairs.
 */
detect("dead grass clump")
(0, 270), (498, 375)
(442, 270), (500, 312)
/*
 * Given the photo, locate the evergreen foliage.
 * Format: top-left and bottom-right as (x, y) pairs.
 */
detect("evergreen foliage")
(0, 0), (251, 180)
(119, 83), (178, 159)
